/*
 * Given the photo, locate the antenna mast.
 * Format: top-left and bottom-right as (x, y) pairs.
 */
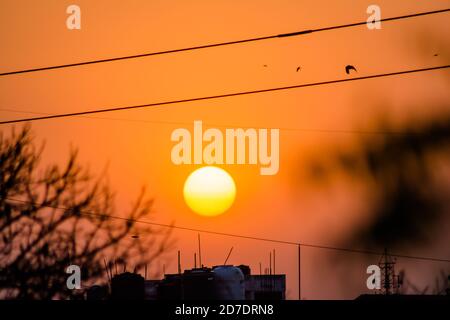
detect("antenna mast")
(223, 247), (234, 265)
(379, 248), (401, 295)
(198, 233), (202, 267)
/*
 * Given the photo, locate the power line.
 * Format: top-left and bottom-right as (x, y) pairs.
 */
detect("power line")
(0, 8), (448, 77)
(0, 108), (421, 136)
(1, 65), (449, 125)
(4, 197), (450, 263)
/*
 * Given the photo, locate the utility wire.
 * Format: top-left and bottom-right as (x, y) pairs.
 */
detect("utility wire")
(0, 108), (421, 136)
(1, 65), (449, 125)
(4, 197), (450, 263)
(0, 8), (448, 77)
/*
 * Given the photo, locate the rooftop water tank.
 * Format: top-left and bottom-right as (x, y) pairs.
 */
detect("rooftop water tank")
(212, 265), (245, 300)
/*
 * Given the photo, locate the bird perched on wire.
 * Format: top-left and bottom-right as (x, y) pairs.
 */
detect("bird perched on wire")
(345, 65), (357, 74)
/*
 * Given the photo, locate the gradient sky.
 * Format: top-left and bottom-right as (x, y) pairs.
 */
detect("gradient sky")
(1, 0), (450, 299)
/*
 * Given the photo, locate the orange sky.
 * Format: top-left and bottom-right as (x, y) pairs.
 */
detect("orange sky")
(1, 0), (450, 299)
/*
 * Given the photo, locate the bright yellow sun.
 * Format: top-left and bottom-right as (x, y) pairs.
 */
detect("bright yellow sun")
(183, 166), (236, 217)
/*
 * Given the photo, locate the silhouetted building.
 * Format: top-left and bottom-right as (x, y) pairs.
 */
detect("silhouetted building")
(144, 280), (160, 300)
(95, 264), (286, 300)
(157, 266), (246, 300)
(86, 285), (108, 300)
(182, 267), (216, 300)
(244, 275), (286, 300)
(151, 265), (284, 300)
(111, 272), (144, 300)
(157, 274), (183, 300)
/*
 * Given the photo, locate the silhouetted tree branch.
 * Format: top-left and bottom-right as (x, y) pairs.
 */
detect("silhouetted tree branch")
(0, 126), (173, 299)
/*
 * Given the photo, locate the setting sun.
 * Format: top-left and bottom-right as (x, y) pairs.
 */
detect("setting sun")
(183, 166), (236, 216)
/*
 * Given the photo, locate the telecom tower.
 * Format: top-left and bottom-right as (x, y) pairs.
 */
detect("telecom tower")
(378, 249), (402, 295)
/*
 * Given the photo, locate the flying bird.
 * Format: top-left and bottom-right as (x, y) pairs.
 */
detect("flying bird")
(131, 235), (139, 239)
(296, 66), (301, 72)
(434, 53), (439, 57)
(345, 65), (357, 74)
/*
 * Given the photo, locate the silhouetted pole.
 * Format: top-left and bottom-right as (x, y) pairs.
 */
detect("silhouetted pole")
(178, 250), (181, 274)
(224, 247), (234, 265)
(273, 249), (276, 275)
(298, 245), (301, 300)
(198, 233), (202, 267)
(269, 252), (272, 275)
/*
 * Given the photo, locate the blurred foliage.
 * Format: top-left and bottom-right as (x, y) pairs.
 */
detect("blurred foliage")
(306, 114), (450, 250)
